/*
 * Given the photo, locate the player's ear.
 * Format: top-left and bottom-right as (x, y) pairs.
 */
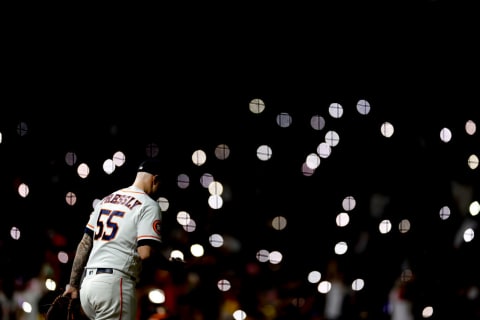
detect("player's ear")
(150, 175), (159, 190)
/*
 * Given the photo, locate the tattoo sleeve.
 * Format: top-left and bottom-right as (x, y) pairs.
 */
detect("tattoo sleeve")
(69, 233), (93, 289)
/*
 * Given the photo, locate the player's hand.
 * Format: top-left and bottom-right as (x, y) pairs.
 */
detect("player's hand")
(62, 284), (79, 299)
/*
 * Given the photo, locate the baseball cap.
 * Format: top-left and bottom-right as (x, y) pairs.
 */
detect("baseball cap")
(137, 158), (163, 176)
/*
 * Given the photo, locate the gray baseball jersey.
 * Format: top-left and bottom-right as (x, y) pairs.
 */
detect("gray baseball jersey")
(84, 185), (162, 280)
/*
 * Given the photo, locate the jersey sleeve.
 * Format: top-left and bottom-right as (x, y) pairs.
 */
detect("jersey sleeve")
(137, 202), (162, 243)
(85, 208), (98, 233)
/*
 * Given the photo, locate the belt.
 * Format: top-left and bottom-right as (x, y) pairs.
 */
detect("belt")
(85, 268), (136, 281)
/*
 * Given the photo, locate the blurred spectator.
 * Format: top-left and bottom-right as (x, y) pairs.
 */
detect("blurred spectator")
(323, 259), (352, 320)
(387, 268), (415, 320)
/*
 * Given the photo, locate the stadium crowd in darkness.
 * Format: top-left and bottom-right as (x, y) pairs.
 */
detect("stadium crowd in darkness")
(1, 98), (479, 320)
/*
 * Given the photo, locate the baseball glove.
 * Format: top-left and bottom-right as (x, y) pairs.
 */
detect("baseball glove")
(45, 293), (89, 320)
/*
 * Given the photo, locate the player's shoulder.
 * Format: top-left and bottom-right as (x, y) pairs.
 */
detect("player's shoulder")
(143, 196), (161, 209)
(141, 197), (162, 214)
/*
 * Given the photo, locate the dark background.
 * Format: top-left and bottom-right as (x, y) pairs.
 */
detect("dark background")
(1, 1), (479, 319)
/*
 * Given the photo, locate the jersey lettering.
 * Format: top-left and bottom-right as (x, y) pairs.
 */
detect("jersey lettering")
(102, 193), (142, 209)
(94, 209), (126, 241)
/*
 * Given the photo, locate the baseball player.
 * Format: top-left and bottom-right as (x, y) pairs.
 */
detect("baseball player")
(63, 158), (164, 320)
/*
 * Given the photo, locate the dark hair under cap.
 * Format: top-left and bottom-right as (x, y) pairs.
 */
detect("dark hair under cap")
(137, 158), (163, 176)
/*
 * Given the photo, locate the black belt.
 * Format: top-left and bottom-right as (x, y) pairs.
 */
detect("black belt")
(96, 268), (114, 275)
(88, 268), (136, 281)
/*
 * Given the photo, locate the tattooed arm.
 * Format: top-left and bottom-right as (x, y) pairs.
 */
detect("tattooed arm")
(63, 233), (93, 298)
